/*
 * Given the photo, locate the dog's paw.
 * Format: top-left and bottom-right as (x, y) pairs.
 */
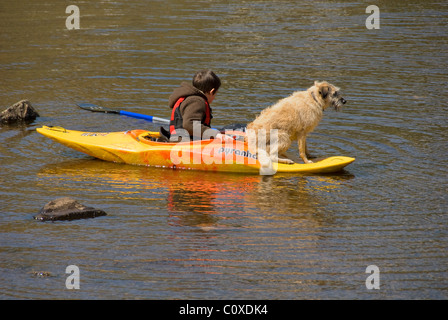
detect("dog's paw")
(279, 159), (294, 164)
(305, 160), (314, 164)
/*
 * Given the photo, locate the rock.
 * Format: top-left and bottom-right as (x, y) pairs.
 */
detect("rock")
(0, 100), (39, 124)
(34, 197), (107, 221)
(31, 271), (52, 277)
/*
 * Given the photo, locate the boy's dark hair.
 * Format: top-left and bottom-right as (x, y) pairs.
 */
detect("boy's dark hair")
(192, 70), (221, 94)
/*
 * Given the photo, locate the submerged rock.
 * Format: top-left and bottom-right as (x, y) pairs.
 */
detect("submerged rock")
(31, 271), (52, 277)
(34, 197), (107, 221)
(0, 100), (39, 124)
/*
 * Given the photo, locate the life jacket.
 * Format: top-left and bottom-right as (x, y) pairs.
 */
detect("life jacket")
(169, 97), (211, 135)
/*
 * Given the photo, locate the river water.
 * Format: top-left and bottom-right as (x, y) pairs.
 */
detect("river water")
(0, 0), (447, 300)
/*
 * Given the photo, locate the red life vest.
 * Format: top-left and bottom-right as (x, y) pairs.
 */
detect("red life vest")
(169, 97), (211, 135)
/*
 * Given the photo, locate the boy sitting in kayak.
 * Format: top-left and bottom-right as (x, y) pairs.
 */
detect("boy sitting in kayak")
(166, 70), (231, 141)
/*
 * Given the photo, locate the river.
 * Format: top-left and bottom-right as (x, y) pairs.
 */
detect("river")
(0, 0), (447, 299)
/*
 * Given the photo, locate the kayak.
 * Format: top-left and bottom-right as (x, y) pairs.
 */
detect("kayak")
(36, 125), (355, 174)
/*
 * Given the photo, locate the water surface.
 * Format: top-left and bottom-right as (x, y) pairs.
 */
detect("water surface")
(0, 0), (447, 299)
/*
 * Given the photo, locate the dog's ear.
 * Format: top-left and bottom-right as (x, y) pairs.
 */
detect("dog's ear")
(319, 85), (331, 99)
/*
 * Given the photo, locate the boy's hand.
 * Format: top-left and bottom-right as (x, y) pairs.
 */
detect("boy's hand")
(215, 133), (235, 143)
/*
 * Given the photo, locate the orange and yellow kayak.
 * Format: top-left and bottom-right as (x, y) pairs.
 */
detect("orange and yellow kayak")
(36, 125), (354, 174)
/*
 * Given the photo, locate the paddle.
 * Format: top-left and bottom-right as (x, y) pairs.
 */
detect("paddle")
(77, 103), (170, 124)
(77, 103), (245, 139)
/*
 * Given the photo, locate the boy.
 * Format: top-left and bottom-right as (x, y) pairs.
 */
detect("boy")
(168, 70), (229, 141)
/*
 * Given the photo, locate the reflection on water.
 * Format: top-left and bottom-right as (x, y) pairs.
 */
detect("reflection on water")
(37, 159), (352, 230)
(33, 159), (358, 299)
(1, 0), (447, 299)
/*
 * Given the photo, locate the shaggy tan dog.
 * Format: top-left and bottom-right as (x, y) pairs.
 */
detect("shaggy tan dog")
(246, 81), (346, 164)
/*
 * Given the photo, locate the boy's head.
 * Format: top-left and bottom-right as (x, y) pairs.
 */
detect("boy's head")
(192, 70), (221, 95)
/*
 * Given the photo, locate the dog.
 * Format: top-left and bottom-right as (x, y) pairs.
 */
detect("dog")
(245, 81), (346, 164)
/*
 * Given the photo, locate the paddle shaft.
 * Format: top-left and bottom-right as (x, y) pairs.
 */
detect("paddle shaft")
(78, 103), (170, 124)
(77, 103), (228, 131)
(118, 110), (170, 124)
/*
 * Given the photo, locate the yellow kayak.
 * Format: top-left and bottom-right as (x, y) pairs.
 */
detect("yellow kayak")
(36, 126), (354, 174)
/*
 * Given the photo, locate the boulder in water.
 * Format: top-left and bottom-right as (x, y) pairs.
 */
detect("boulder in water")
(34, 197), (107, 221)
(0, 100), (39, 124)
